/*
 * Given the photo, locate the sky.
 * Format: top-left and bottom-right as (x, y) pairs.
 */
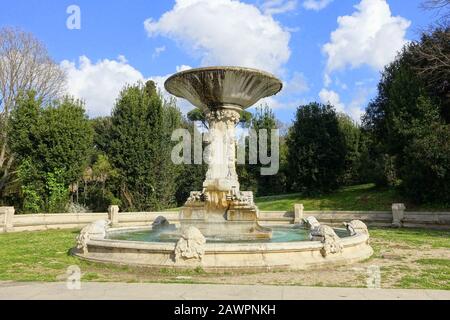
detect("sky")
(0, 0), (438, 123)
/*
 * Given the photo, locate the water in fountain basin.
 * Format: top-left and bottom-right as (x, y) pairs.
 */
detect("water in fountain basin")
(107, 226), (349, 244)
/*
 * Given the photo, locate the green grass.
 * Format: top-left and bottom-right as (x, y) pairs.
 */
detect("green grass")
(399, 265), (450, 290)
(408, 259), (450, 290)
(0, 229), (81, 282)
(255, 184), (449, 211)
(0, 227), (449, 290)
(367, 228), (450, 290)
(416, 259), (450, 266)
(0, 229), (135, 282)
(370, 228), (450, 249)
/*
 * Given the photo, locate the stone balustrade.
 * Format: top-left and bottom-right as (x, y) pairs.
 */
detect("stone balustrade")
(0, 203), (449, 233)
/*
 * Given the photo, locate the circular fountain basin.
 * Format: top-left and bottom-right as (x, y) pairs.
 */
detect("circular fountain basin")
(164, 66), (283, 110)
(74, 225), (373, 271)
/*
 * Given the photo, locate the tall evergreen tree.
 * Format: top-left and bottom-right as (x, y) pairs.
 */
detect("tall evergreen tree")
(287, 103), (346, 194)
(174, 119), (207, 206)
(337, 113), (362, 185)
(362, 27), (450, 203)
(244, 105), (287, 196)
(108, 81), (183, 211)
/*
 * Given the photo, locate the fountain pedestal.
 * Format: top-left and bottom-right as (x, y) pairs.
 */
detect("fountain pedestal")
(180, 106), (270, 240)
(165, 67), (283, 241)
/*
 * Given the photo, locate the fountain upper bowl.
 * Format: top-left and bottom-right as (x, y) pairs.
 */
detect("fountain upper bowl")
(164, 66), (283, 110)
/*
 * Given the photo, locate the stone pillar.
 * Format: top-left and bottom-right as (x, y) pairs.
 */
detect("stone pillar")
(203, 107), (241, 193)
(0, 208), (4, 232)
(392, 203), (406, 227)
(294, 204), (304, 224)
(108, 205), (119, 227)
(0, 207), (15, 232)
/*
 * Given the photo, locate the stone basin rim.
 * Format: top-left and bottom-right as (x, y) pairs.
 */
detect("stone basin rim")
(164, 66), (284, 99)
(96, 225), (366, 251)
(73, 225), (373, 271)
(86, 233), (367, 252)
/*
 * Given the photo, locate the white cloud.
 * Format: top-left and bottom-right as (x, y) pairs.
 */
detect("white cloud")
(176, 64), (193, 72)
(319, 86), (372, 122)
(61, 56), (195, 117)
(347, 93), (366, 123)
(149, 65), (195, 114)
(262, 0), (297, 15)
(319, 89), (345, 112)
(303, 0), (333, 11)
(152, 46), (166, 59)
(254, 72), (309, 110)
(284, 72), (309, 94)
(258, 96), (283, 110)
(347, 86), (374, 123)
(323, 0), (410, 75)
(335, 77), (348, 90)
(144, 0), (291, 74)
(61, 56), (145, 117)
(324, 73), (332, 87)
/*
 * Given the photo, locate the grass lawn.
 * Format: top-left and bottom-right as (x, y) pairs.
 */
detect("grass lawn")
(255, 184), (449, 211)
(0, 227), (449, 290)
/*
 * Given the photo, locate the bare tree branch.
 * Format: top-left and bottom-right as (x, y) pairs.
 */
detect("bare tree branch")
(410, 27), (450, 96)
(420, 0), (450, 24)
(421, 0), (450, 10)
(0, 26), (67, 195)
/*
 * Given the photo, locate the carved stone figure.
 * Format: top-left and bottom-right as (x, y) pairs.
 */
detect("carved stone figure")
(240, 191), (254, 204)
(76, 219), (111, 254)
(205, 109), (241, 126)
(303, 216), (320, 230)
(310, 225), (343, 257)
(187, 191), (203, 203)
(152, 216), (169, 228)
(174, 226), (206, 262)
(344, 220), (369, 236)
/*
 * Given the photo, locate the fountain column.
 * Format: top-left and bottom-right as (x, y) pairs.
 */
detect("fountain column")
(164, 66), (282, 240)
(203, 107), (240, 195)
(180, 106), (271, 240)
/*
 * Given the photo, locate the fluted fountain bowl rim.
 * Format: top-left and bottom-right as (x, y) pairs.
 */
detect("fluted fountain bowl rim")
(164, 66), (283, 110)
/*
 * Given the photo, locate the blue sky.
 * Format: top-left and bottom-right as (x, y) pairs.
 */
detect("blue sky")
(0, 0), (437, 123)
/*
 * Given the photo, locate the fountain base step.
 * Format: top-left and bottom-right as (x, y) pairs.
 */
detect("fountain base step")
(173, 220), (272, 241)
(179, 195), (272, 241)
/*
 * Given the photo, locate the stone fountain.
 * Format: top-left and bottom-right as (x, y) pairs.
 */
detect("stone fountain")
(164, 67), (283, 241)
(72, 66), (373, 271)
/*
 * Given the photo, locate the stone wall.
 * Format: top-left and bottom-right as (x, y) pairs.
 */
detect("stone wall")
(1, 204), (449, 233)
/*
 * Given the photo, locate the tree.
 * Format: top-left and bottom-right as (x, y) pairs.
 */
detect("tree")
(245, 105), (287, 196)
(108, 80), (183, 211)
(80, 153), (120, 212)
(0, 27), (66, 196)
(362, 27), (450, 203)
(174, 119), (207, 206)
(9, 92), (93, 212)
(400, 96), (450, 202)
(287, 103), (346, 194)
(410, 27), (450, 121)
(420, 0), (450, 22)
(157, 96), (184, 207)
(91, 116), (112, 153)
(337, 113), (362, 185)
